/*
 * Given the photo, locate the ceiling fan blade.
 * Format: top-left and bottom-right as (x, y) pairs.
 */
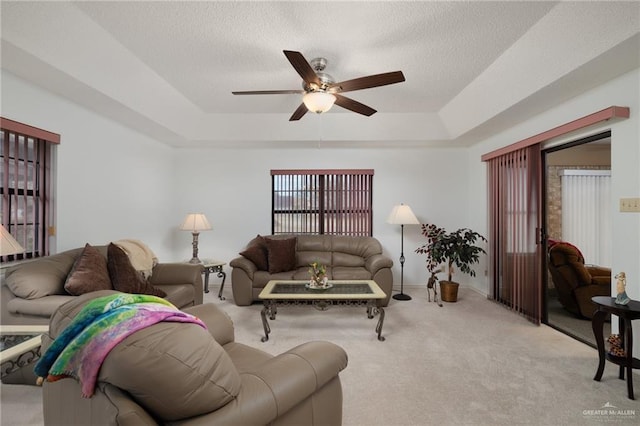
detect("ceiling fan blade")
(330, 71), (405, 93)
(334, 94), (376, 116)
(232, 90), (304, 95)
(283, 50), (321, 87)
(289, 103), (308, 121)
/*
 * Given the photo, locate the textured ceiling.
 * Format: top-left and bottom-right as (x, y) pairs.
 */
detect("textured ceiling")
(1, 1), (639, 148)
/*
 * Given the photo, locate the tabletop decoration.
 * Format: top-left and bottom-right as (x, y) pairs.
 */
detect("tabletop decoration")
(308, 262), (329, 289)
(615, 272), (630, 305)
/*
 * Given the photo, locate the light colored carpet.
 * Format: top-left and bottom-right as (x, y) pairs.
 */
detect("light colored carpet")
(547, 294), (611, 346)
(2, 285), (638, 425)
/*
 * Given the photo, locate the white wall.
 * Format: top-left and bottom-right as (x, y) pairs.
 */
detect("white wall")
(172, 146), (470, 287)
(2, 70), (475, 287)
(1, 71), (177, 260)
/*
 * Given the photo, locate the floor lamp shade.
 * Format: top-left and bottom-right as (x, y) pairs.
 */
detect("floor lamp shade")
(0, 225), (25, 256)
(387, 204), (419, 225)
(180, 213), (212, 264)
(387, 204), (419, 301)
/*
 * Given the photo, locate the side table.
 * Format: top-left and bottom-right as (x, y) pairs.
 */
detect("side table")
(591, 296), (640, 400)
(200, 259), (227, 300)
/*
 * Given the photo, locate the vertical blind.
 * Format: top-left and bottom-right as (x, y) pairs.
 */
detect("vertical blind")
(1, 118), (57, 262)
(561, 170), (611, 266)
(486, 145), (543, 324)
(271, 169), (373, 236)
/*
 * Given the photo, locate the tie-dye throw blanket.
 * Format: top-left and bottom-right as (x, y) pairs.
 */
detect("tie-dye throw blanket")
(34, 293), (206, 397)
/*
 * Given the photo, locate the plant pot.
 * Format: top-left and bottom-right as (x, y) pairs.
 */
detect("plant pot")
(440, 280), (459, 302)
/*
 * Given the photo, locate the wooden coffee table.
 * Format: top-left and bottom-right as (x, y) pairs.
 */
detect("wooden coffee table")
(258, 280), (387, 342)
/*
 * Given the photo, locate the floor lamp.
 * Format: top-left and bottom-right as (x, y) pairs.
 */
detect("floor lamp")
(387, 204), (419, 301)
(180, 213), (212, 264)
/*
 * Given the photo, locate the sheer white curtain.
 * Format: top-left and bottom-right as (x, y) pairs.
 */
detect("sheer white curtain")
(561, 170), (611, 266)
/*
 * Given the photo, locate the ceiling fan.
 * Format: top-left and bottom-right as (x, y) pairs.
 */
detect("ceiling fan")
(232, 50), (406, 121)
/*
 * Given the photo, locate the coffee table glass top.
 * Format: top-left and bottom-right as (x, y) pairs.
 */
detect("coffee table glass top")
(260, 280), (386, 300)
(0, 325), (48, 363)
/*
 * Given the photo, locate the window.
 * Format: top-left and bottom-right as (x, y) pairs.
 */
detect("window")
(272, 169), (373, 236)
(1, 118), (57, 262)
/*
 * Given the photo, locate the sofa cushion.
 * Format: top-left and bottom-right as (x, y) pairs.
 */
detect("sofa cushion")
(101, 320), (241, 421)
(265, 237), (297, 273)
(332, 266), (372, 281)
(154, 284), (194, 309)
(333, 252), (366, 268)
(239, 235), (269, 271)
(5, 251), (78, 299)
(296, 251), (332, 270)
(64, 244), (112, 296)
(332, 235), (382, 259)
(107, 244), (166, 297)
(7, 294), (76, 318)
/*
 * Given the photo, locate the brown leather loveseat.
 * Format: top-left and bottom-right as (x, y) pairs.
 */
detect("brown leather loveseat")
(230, 234), (394, 306)
(41, 290), (348, 425)
(1, 244), (203, 325)
(547, 242), (611, 319)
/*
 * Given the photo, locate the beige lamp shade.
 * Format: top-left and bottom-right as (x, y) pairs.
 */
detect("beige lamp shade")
(387, 204), (419, 225)
(0, 225), (25, 256)
(179, 213), (212, 232)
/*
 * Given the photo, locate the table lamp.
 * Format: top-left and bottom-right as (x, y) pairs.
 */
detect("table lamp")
(180, 213), (212, 264)
(0, 224), (25, 256)
(387, 204), (419, 301)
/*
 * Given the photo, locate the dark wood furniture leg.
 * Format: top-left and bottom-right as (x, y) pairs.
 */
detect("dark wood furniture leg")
(591, 296), (640, 400)
(622, 318), (634, 399)
(592, 309), (607, 381)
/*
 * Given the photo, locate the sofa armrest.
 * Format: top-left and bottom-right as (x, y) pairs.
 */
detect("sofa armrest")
(365, 254), (393, 276)
(149, 263), (202, 286)
(183, 303), (235, 346)
(591, 276), (611, 286)
(149, 263), (203, 305)
(587, 265), (611, 278)
(229, 256), (257, 279)
(249, 341), (347, 413)
(203, 341), (347, 424)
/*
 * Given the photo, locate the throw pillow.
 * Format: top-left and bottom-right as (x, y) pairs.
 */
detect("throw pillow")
(107, 243), (166, 297)
(239, 235), (269, 270)
(265, 237), (297, 273)
(64, 243), (112, 295)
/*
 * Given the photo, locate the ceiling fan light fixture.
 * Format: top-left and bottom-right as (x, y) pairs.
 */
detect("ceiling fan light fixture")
(303, 91), (336, 114)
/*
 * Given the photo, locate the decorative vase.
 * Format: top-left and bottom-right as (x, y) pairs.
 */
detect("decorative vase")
(310, 275), (328, 288)
(440, 280), (459, 302)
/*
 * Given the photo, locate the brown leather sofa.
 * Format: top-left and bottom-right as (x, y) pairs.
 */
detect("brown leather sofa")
(1, 245), (203, 325)
(547, 242), (611, 319)
(41, 290), (348, 425)
(230, 234), (394, 306)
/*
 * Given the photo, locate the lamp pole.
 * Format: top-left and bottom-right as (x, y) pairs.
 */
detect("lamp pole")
(180, 213), (212, 264)
(189, 231), (201, 264)
(394, 223), (411, 300)
(387, 203), (419, 302)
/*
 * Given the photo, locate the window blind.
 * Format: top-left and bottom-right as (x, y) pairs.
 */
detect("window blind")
(271, 169), (374, 236)
(1, 118), (56, 262)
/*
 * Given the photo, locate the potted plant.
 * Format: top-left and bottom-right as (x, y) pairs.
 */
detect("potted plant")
(415, 224), (487, 302)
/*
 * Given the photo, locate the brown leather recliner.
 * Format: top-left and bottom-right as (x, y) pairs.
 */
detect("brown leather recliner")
(547, 242), (611, 319)
(41, 290), (348, 425)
